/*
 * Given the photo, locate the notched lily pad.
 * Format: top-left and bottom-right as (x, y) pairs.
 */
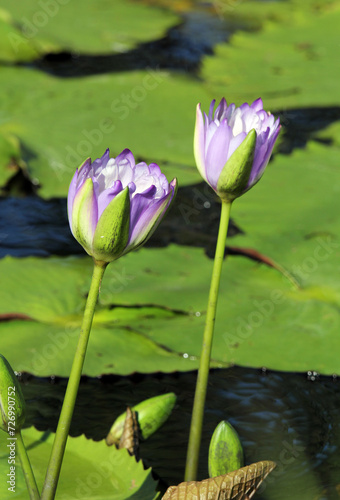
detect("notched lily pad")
(0, 426), (160, 499)
(202, 6), (340, 109)
(0, 0), (179, 55)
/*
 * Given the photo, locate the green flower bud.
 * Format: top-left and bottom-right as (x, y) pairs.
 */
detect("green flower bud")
(0, 354), (26, 433)
(208, 420), (244, 477)
(194, 98), (281, 203)
(216, 129), (256, 202)
(91, 186), (131, 262)
(106, 392), (176, 446)
(68, 149), (177, 263)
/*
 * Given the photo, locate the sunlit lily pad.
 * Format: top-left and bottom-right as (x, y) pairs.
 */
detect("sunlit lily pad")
(201, 5), (340, 109)
(0, 131), (23, 187)
(0, 427), (159, 499)
(0, 12), (40, 62)
(0, 66), (205, 197)
(0, 0), (179, 54)
(0, 0), (340, 380)
(2, 141), (340, 379)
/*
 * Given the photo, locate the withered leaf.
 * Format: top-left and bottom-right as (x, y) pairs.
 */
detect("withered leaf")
(162, 460), (276, 500)
(118, 406), (139, 459)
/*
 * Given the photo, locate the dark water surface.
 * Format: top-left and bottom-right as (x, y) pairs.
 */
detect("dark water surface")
(19, 367), (340, 499)
(0, 182), (242, 258)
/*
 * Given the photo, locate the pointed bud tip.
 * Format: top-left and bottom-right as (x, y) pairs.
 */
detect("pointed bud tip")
(208, 420), (244, 477)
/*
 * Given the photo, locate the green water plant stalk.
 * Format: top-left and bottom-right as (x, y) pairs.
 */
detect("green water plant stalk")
(41, 148), (177, 499)
(185, 97), (281, 481)
(185, 200), (231, 481)
(16, 431), (40, 500)
(41, 260), (107, 500)
(0, 353), (39, 498)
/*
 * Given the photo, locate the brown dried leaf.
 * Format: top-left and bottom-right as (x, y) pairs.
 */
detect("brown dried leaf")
(118, 406), (139, 459)
(162, 461), (276, 500)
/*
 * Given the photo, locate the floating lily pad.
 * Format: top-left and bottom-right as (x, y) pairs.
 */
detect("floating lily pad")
(0, 248), (220, 376)
(2, 140), (340, 376)
(0, 131), (23, 187)
(230, 141), (340, 272)
(2, 141), (340, 377)
(0, 427), (159, 499)
(0, 1), (340, 379)
(0, 12), (40, 62)
(205, 0), (335, 30)
(1, 0), (336, 199)
(0, 65), (205, 197)
(0, 0), (179, 54)
(201, 5), (340, 109)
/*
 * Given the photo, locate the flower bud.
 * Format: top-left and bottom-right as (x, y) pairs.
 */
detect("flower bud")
(208, 420), (243, 477)
(194, 98), (281, 202)
(0, 354), (26, 433)
(106, 392), (176, 446)
(68, 149), (177, 263)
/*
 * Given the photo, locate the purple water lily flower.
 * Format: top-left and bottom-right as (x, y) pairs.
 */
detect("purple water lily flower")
(194, 97), (281, 201)
(68, 148), (177, 263)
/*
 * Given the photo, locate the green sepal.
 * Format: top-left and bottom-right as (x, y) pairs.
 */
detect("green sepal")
(106, 392), (177, 445)
(217, 128), (257, 202)
(92, 187), (130, 263)
(0, 354), (26, 433)
(208, 420), (244, 477)
(72, 177), (96, 256)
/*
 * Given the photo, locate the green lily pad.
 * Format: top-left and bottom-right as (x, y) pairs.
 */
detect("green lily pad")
(230, 141), (340, 272)
(207, 0), (335, 31)
(0, 254), (206, 376)
(0, 0), (339, 377)
(0, 131), (23, 188)
(1, 0), (336, 199)
(0, 0), (179, 54)
(2, 141), (340, 378)
(0, 12), (40, 62)
(201, 5), (340, 109)
(2, 137), (340, 376)
(0, 65), (205, 197)
(0, 427), (159, 499)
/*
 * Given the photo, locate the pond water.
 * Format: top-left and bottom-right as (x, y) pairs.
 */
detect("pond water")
(19, 366), (340, 499)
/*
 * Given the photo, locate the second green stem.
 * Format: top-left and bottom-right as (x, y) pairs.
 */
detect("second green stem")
(41, 260), (107, 500)
(185, 200), (232, 481)
(16, 431), (40, 500)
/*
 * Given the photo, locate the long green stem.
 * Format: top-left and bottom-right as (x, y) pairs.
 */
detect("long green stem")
(16, 431), (40, 499)
(41, 260), (107, 500)
(185, 200), (232, 481)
